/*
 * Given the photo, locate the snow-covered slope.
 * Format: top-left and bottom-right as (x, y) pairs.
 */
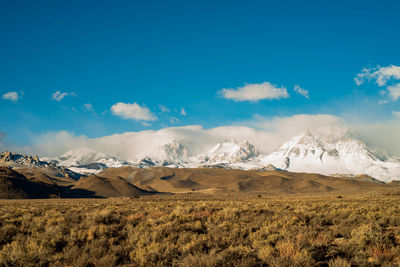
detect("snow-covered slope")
(0, 151), (83, 179)
(137, 139), (260, 168)
(259, 127), (400, 182)
(155, 140), (188, 163)
(138, 141), (189, 167)
(33, 127), (400, 181)
(199, 139), (259, 164)
(0, 151), (52, 167)
(44, 147), (129, 174)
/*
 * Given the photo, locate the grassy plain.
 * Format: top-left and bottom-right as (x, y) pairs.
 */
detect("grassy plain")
(1, 193), (400, 266)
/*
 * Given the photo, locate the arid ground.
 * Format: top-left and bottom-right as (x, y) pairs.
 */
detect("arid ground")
(1, 193), (400, 266)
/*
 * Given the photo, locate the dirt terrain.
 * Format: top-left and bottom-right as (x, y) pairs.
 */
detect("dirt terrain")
(1, 166), (399, 198)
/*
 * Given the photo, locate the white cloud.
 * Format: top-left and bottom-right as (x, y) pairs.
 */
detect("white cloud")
(354, 67), (372, 86)
(2, 91), (20, 102)
(170, 117), (179, 124)
(180, 108), (186, 116)
(392, 111), (400, 118)
(293, 85), (309, 98)
(111, 102), (157, 122)
(20, 131), (89, 157)
(219, 82), (289, 101)
(159, 105), (170, 113)
(355, 65), (400, 102)
(52, 91), (77, 101)
(141, 121), (152, 127)
(245, 114), (342, 152)
(355, 65), (400, 87)
(17, 114), (345, 159)
(387, 83), (400, 100)
(84, 103), (94, 112)
(352, 120), (400, 157)
(11, 113), (400, 160)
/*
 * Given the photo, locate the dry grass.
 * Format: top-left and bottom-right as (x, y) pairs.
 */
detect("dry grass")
(0, 194), (400, 266)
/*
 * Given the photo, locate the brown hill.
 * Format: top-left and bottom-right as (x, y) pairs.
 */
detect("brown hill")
(15, 167), (77, 187)
(0, 166), (153, 198)
(97, 167), (392, 195)
(2, 165), (397, 199)
(0, 167), (60, 198)
(70, 174), (153, 198)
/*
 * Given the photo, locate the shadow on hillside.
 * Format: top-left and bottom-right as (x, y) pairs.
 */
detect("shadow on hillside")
(59, 186), (103, 198)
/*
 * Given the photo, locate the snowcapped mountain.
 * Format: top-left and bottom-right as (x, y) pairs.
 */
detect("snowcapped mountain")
(19, 126), (400, 181)
(0, 151), (83, 179)
(199, 139), (259, 164)
(44, 147), (129, 174)
(138, 140), (189, 167)
(259, 127), (400, 182)
(157, 140), (189, 163)
(137, 139), (260, 168)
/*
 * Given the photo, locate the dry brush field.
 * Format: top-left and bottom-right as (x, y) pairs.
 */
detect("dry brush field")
(1, 193), (400, 267)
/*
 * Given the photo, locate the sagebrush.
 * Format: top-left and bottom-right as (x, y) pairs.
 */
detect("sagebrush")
(0, 194), (400, 266)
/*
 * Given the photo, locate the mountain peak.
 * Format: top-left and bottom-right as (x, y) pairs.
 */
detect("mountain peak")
(200, 139), (259, 164)
(142, 141), (189, 166)
(45, 147), (128, 174)
(262, 127), (399, 182)
(0, 151), (46, 167)
(56, 147), (107, 166)
(159, 140), (188, 161)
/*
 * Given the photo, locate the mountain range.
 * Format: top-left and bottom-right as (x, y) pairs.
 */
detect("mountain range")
(42, 147), (130, 174)
(2, 127), (400, 182)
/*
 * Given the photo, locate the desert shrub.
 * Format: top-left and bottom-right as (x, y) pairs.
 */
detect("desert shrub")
(0, 239), (50, 267)
(328, 257), (351, 267)
(0, 195), (399, 266)
(93, 209), (119, 225)
(0, 224), (18, 246)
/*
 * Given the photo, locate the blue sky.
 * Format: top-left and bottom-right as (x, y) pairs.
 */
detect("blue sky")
(1, 0), (400, 148)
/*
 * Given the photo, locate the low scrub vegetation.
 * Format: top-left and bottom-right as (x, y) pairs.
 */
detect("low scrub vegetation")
(0, 194), (400, 266)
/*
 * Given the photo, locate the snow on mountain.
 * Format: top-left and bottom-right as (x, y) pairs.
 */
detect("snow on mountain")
(157, 140), (189, 163)
(138, 140), (189, 167)
(0, 151), (84, 179)
(44, 147), (129, 174)
(0, 151), (52, 167)
(259, 127), (400, 182)
(33, 127), (400, 181)
(199, 139), (259, 164)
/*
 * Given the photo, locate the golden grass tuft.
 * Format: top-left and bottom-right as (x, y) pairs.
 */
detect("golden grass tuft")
(0, 194), (400, 266)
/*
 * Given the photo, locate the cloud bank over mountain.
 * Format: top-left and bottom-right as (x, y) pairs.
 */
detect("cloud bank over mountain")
(5, 114), (400, 161)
